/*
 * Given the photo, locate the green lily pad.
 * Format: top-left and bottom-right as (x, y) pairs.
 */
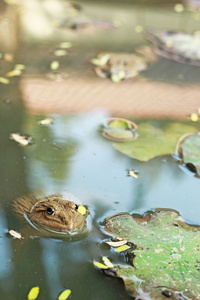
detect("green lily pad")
(102, 118), (138, 142)
(104, 210), (200, 299)
(111, 121), (200, 161)
(177, 134), (200, 176)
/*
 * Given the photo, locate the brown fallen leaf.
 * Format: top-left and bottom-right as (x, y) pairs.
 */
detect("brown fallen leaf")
(127, 169), (139, 178)
(9, 230), (22, 239)
(10, 133), (32, 146)
(104, 239), (127, 247)
(37, 117), (55, 126)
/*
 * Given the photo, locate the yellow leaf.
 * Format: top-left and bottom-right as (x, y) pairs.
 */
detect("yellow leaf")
(114, 245), (131, 252)
(78, 205), (87, 215)
(191, 113), (199, 122)
(54, 50), (67, 57)
(0, 77), (10, 84)
(9, 230), (22, 239)
(93, 262), (109, 269)
(111, 71), (125, 82)
(58, 289), (71, 300)
(59, 42), (72, 49)
(27, 286), (40, 300)
(102, 257), (114, 268)
(135, 25), (143, 33)
(50, 61), (59, 70)
(4, 0), (18, 4)
(174, 3), (184, 13)
(6, 69), (21, 77)
(15, 64), (25, 70)
(91, 54), (110, 66)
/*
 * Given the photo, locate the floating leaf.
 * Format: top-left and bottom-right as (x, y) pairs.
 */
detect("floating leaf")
(4, 53), (14, 62)
(135, 25), (143, 33)
(146, 29), (200, 66)
(176, 133), (200, 176)
(0, 77), (10, 84)
(10, 133), (32, 146)
(93, 261), (109, 269)
(58, 289), (71, 300)
(54, 50), (68, 57)
(38, 117), (55, 126)
(6, 69), (21, 77)
(78, 205), (87, 215)
(50, 61), (60, 70)
(112, 120), (200, 161)
(102, 256), (114, 268)
(104, 240), (127, 247)
(9, 229), (22, 239)
(174, 3), (184, 12)
(114, 244), (131, 252)
(15, 64), (25, 70)
(103, 210), (200, 299)
(110, 71), (126, 82)
(59, 42), (72, 49)
(91, 54), (111, 66)
(191, 113), (199, 122)
(102, 118), (138, 142)
(27, 286), (40, 300)
(127, 169), (138, 178)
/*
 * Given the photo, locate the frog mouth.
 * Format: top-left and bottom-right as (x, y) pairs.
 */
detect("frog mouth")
(26, 212), (87, 236)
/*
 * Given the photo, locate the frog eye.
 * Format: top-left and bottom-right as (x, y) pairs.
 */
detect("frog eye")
(47, 206), (55, 215)
(74, 204), (78, 211)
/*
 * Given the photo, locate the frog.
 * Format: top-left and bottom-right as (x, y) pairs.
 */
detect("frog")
(13, 194), (88, 237)
(92, 47), (157, 82)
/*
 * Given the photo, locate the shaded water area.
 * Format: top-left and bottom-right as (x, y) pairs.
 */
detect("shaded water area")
(1, 0), (200, 299)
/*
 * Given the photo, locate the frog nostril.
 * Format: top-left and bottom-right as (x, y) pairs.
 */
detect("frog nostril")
(47, 206), (55, 215)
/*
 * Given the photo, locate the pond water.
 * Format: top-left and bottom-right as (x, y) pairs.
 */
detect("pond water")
(1, 0), (200, 299)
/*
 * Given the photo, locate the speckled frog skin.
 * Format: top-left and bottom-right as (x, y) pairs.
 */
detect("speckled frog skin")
(13, 195), (88, 236)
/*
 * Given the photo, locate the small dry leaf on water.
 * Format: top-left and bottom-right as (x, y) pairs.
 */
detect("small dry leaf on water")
(38, 117), (55, 126)
(6, 69), (22, 77)
(9, 230), (22, 239)
(2, 53), (14, 62)
(27, 286), (40, 300)
(127, 169), (139, 178)
(102, 256), (114, 268)
(58, 289), (71, 300)
(104, 239), (128, 247)
(50, 61), (60, 70)
(191, 113), (199, 122)
(10, 133), (32, 146)
(59, 42), (72, 49)
(6, 64), (25, 77)
(0, 77), (10, 84)
(54, 50), (68, 57)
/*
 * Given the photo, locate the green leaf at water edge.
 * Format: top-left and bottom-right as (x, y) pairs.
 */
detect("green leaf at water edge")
(178, 134), (200, 176)
(112, 121), (200, 161)
(104, 210), (200, 299)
